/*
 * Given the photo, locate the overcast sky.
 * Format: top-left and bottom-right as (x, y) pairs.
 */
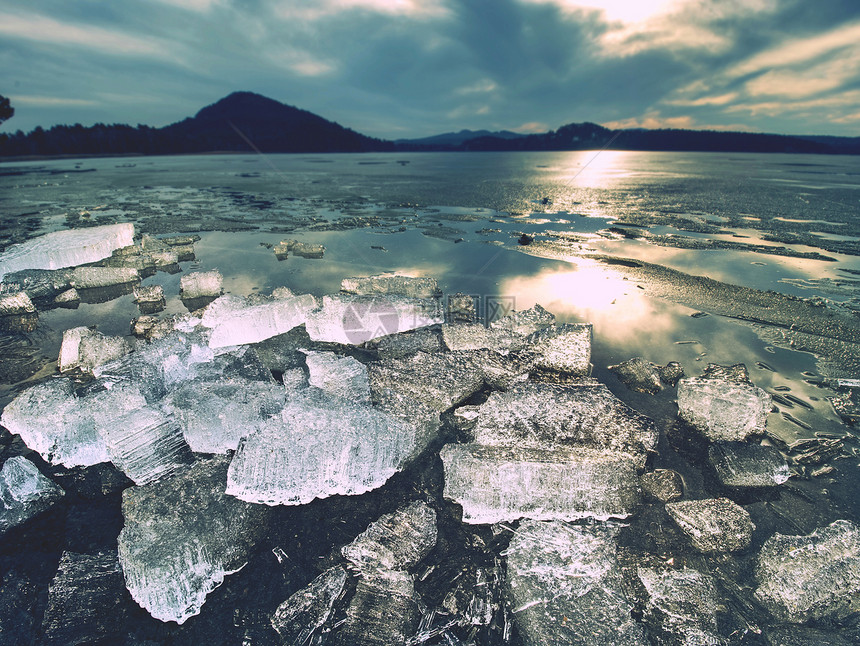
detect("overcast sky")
(2, 0), (859, 138)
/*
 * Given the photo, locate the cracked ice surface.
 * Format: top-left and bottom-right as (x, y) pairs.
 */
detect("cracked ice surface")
(441, 444), (641, 523)
(0, 223), (134, 281)
(466, 382), (658, 466)
(504, 520), (647, 646)
(226, 388), (424, 505)
(0, 456), (64, 535)
(305, 294), (443, 345)
(677, 376), (771, 441)
(118, 458), (269, 624)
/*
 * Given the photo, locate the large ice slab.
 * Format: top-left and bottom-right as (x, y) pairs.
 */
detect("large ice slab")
(303, 350), (371, 403)
(341, 274), (440, 299)
(441, 443), (641, 523)
(0, 223), (134, 281)
(677, 375), (771, 441)
(203, 294), (318, 349)
(755, 519), (860, 623)
(638, 567), (724, 645)
(504, 520), (647, 646)
(465, 382), (658, 466)
(118, 458), (269, 624)
(305, 294), (443, 345)
(666, 498), (754, 553)
(226, 389), (423, 505)
(0, 456), (64, 535)
(163, 377), (286, 454)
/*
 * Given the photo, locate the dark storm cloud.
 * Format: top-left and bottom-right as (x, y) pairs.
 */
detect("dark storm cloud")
(1, 0), (859, 137)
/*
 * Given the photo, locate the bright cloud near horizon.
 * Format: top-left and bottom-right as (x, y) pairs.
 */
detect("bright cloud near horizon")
(1, 0), (859, 138)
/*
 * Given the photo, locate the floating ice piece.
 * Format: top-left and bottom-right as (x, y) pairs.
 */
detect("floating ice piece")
(609, 356), (663, 393)
(204, 294), (317, 349)
(58, 326), (130, 373)
(54, 288), (80, 308)
(677, 376), (771, 441)
(708, 442), (790, 489)
(179, 270), (222, 300)
(118, 458), (269, 624)
(69, 266), (140, 289)
(465, 382), (658, 466)
(441, 443), (641, 524)
(342, 501), (437, 573)
(226, 389), (423, 505)
(341, 274), (440, 299)
(41, 551), (128, 645)
(303, 350), (371, 403)
(755, 519), (860, 623)
(638, 567), (724, 645)
(0, 223), (134, 281)
(504, 520), (647, 646)
(134, 284), (166, 314)
(339, 569), (421, 646)
(640, 469), (684, 503)
(163, 377), (286, 453)
(0, 456), (64, 535)
(270, 567), (348, 642)
(305, 294), (443, 345)
(666, 498), (754, 553)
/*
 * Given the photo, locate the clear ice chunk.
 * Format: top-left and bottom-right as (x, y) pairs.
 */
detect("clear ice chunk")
(179, 270), (223, 300)
(303, 350), (371, 403)
(637, 567), (724, 645)
(440, 443), (641, 524)
(708, 442), (790, 489)
(465, 382), (658, 466)
(341, 274), (441, 299)
(58, 326), (131, 373)
(677, 376), (771, 441)
(665, 498), (754, 553)
(504, 520), (647, 646)
(204, 294), (317, 349)
(163, 377), (286, 454)
(755, 519), (860, 623)
(519, 323), (592, 377)
(0, 456), (64, 535)
(305, 294), (443, 345)
(342, 501), (437, 573)
(441, 323), (520, 353)
(609, 357), (663, 394)
(226, 389), (423, 505)
(337, 569), (420, 646)
(118, 457), (269, 624)
(0, 223), (135, 281)
(271, 566), (348, 642)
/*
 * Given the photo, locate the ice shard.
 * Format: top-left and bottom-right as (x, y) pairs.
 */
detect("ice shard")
(504, 520), (647, 646)
(270, 567), (348, 643)
(677, 375), (771, 441)
(341, 274), (440, 299)
(58, 326), (130, 373)
(638, 567), (724, 645)
(118, 457), (269, 624)
(226, 388), (423, 505)
(305, 294), (443, 345)
(0, 223), (134, 281)
(336, 569), (420, 646)
(0, 456), (64, 535)
(464, 382), (658, 466)
(708, 442), (790, 489)
(303, 350), (371, 403)
(440, 443), (641, 524)
(755, 519), (860, 623)
(163, 376), (286, 454)
(666, 498), (754, 553)
(204, 294), (317, 349)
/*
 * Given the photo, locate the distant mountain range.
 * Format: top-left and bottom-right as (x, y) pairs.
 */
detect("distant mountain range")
(1, 91), (859, 157)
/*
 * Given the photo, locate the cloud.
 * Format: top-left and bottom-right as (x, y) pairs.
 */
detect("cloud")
(10, 95), (99, 107)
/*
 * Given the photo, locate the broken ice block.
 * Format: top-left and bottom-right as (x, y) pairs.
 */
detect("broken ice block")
(0, 456), (64, 535)
(59, 326), (130, 373)
(638, 567), (723, 645)
(69, 266), (140, 289)
(373, 327), (443, 359)
(489, 303), (554, 335)
(0, 291), (35, 315)
(303, 350), (371, 403)
(118, 457), (269, 624)
(666, 498), (754, 553)
(708, 442), (790, 489)
(163, 377), (286, 454)
(305, 294), (443, 345)
(520, 323), (592, 377)
(341, 274), (440, 299)
(41, 551), (128, 645)
(271, 567), (348, 642)
(441, 323), (519, 352)
(336, 569), (420, 646)
(609, 356), (663, 393)
(0, 223), (134, 281)
(226, 389), (423, 505)
(641, 469), (684, 503)
(441, 443), (641, 523)
(755, 519), (860, 623)
(292, 241), (325, 258)
(134, 284), (166, 314)
(204, 294), (317, 349)
(342, 501), (437, 573)
(54, 288), (80, 308)
(465, 382), (658, 466)
(180, 270), (222, 301)
(504, 520), (647, 646)
(677, 376), (771, 441)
